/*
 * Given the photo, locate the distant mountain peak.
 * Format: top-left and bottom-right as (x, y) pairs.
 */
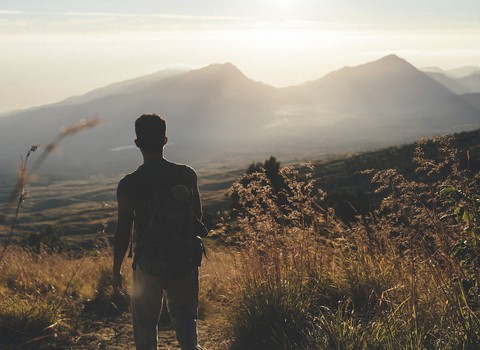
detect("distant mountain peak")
(366, 54), (414, 70)
(378, 54), (403, 62)
(198, 62), (246, 78)
(219, 62), (237, 69)
(337, 54), (408, 71)
(178, 62), (262, 88)
(320, 54), (417, 82)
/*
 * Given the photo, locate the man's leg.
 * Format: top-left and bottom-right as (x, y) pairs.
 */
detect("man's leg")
(132, 267), (165, 350)
(165, 268), (201, 350)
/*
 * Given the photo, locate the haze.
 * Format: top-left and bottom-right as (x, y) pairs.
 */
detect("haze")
(1, 0), (479, 113)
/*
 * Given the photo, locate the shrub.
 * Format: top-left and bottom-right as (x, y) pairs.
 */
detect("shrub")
(227, 135), (480, 349)
(21, 225), (71, 254)
(82, 267), (130, 319)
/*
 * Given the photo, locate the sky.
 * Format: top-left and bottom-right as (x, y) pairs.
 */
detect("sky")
(1, 0), (479, 114)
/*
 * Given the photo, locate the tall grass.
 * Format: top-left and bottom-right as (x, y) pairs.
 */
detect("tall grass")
(227, 165), (342, 349)
(0, 118), (108, 348)
(0, 293), (63, 348)
(0, 245), (232, 348)
(227, 135), (480, 349)
(0, 246), (126, 347)
(3, 123), (480, 348)
(0, 117), (101, 265)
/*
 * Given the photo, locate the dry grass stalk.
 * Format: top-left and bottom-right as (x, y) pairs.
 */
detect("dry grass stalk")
(0, 117), (102, 265)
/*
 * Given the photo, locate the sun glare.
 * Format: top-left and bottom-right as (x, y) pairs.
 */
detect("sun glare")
(266, 0), (295, 11)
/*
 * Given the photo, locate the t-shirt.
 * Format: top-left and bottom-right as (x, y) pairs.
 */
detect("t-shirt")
(120, 158), (196, 243)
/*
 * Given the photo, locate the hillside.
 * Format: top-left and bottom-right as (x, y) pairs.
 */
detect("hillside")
(4, 128), (480, 240)
(458, 73), (480, 92)
(311, 128), (480, 221)
(58, 68), (189, 107)
(424, 72), (471, 94)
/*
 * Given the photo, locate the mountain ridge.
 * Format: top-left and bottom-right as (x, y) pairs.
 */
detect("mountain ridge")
(0, 54), (479, 176)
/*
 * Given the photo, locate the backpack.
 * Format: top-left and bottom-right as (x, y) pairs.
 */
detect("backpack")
(133, 172), (205, 278)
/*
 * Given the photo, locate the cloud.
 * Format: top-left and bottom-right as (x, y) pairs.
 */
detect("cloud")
(110, 145), (136, 152)
(0, 10), (254, 22)
(63, 11), (255, 21)
(2, 9), (479, 36)
(0, 10), (257, 34)
(0, 11), (28, 15)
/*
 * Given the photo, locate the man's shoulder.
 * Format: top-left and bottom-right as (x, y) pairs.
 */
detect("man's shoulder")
(117, 166), (144, 194)
(121, 160), (196, 185)
(119, 168), (140, 185)
(165, 160), (197, 183)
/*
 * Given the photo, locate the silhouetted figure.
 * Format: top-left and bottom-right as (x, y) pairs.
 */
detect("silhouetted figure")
(113, 114), (204, 350)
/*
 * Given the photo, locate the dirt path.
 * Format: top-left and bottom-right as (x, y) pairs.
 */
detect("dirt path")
(66, 303), (231, 350)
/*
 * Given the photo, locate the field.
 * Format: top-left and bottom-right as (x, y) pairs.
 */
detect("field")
(2, 131), (480, 349)
(0, 166), (242, 243)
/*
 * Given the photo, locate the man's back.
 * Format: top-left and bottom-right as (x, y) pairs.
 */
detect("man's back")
(122, 159), (195, 216)
(121, 159), (198, 277)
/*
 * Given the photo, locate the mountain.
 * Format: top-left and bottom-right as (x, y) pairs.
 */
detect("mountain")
(0, 69), (190, 120)
(0, 55), (479, 176)
(458, 73), (480, 93)
(422, 66), (480, 78)
(447, 66), (480, 78)
(0, 63), (279, 174)
(425, 71), (480, 94)
(276, 55), (479, 148)
(291, 55), (453, 113)
(57, 68), (189, 107)
(423, 72), (470, 94)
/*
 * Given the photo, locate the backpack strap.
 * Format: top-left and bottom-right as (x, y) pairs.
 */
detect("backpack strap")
(128, 224), (134, 259)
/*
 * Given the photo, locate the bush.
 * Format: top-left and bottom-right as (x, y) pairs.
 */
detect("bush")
(21, 225), (70, 254)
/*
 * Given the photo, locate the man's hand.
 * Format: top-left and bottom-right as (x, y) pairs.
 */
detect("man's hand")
(113, 180), (133, 293)
(112, 272), (123, 292)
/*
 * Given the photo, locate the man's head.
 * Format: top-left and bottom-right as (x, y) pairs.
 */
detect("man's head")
(134, 114), (168, 153)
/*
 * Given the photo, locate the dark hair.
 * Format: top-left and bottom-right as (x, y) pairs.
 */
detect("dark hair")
(135, 114), (166, 152)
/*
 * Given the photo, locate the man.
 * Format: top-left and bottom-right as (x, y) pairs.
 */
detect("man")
(113, 114), (204, 350)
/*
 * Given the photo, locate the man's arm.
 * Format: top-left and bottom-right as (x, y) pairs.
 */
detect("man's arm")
(191, 170), (202, 220)
(112, 179), (134, 291)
